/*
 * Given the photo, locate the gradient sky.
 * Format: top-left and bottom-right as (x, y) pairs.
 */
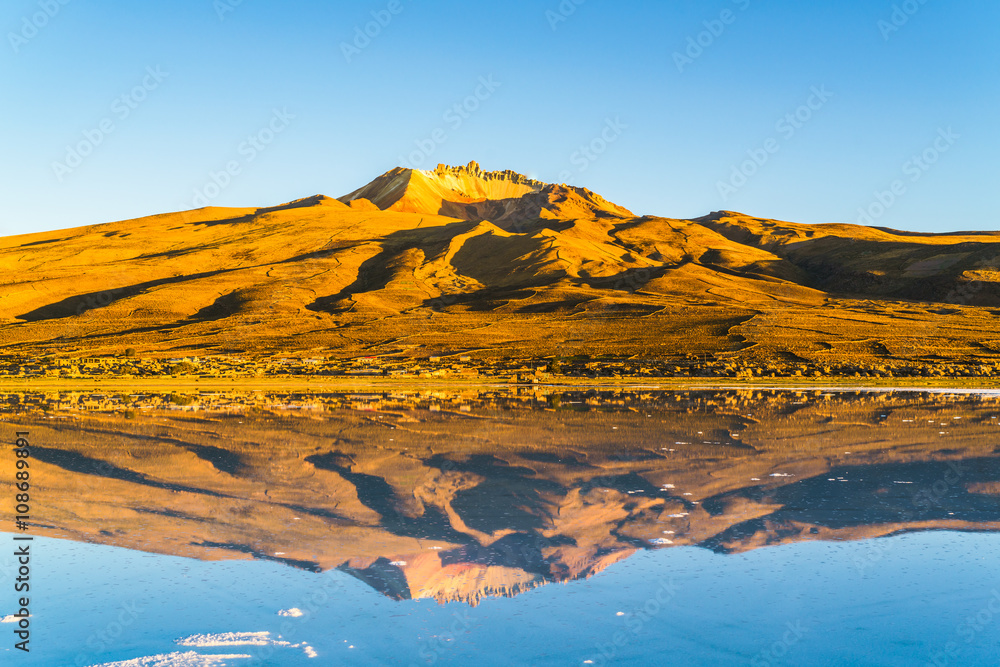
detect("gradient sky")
(2, 0), (997, 237)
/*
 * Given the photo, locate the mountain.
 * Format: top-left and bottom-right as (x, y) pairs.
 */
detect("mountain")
(1, 162), (999, 369)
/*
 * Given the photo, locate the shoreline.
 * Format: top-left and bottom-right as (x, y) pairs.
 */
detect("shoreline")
(1, 377), (999, 392)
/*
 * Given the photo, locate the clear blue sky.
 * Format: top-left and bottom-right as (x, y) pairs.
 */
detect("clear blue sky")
(1, 0), (997, 236)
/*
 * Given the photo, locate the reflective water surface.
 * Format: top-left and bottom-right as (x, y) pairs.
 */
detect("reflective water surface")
(2, 388), (999, 665)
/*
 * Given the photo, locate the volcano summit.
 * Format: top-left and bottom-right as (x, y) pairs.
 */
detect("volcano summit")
(339, 161), (633, 227)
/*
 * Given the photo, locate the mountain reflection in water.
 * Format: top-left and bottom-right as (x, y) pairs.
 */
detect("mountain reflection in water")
(2, 388), (999, 606)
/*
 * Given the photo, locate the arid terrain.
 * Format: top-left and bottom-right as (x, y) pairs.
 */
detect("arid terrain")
(3, 389), (999, 604)
(1, 162), (999, 378)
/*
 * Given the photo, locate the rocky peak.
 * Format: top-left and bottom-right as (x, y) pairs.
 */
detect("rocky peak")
(339, 161), (633, 227)
(431, 161), (547, 189)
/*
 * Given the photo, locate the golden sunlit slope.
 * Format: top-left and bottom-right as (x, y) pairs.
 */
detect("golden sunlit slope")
(1, 163), (999, 365)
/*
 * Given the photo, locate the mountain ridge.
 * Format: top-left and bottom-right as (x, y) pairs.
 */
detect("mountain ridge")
(1, 162), (999, 372)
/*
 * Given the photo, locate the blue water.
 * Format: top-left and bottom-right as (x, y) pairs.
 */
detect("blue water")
(2, 531), (998, 666)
